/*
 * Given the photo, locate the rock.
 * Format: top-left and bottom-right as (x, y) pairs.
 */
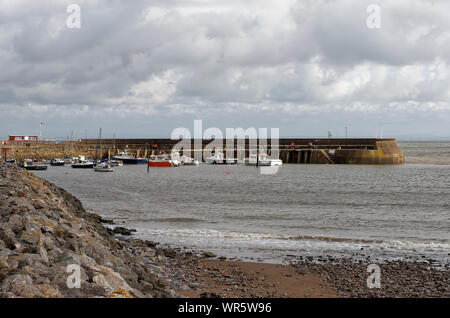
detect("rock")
(112, 227), (136, 236)
(202, 251), (217, 258)
(92, 274), (113, 294)
(0, 255), (9, 269)
(7, 215), (24, 234)
(144, 241), (157, 248)
(164, 248), (178, 258)
(1, 274), (41, 297)
(38, 242), (49, 263)
(200, 292), (221, 298)
(0, 228), (16, 250)
(140, 281), (154, 293)
(99, 217), (114, 225)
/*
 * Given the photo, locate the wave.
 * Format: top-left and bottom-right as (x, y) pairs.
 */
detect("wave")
(137, 228), (450, 249)
(145, 217), (204, 223)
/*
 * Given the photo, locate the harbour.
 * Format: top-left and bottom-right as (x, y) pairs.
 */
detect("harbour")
(1, 137), (405, 165)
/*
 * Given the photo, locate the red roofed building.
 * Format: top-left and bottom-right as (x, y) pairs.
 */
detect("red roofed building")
(9, 135), (38, 142)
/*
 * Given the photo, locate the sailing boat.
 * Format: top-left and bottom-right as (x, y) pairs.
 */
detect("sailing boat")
(94, 128), (114, 172)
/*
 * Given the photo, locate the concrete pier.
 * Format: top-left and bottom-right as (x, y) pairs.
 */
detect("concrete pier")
(1, 138), (404, 164)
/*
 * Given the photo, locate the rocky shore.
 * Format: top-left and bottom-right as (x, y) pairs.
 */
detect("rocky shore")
(0, 161), (178, 297)
(1, 160), (448, 298)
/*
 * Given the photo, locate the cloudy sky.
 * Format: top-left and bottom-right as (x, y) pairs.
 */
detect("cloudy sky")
(0, 0), (449, 140)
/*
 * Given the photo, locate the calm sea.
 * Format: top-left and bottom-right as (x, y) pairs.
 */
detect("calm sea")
(33, 141), (450, 264)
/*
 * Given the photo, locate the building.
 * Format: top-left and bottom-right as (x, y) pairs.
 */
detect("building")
(9, 135), (38, 142)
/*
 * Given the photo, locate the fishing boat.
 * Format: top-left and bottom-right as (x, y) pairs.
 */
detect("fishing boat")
(94, 163), (114, 172)
(65, 158), (75, 165)
(71, 160), (94, 169)
(112, 152), (147, 164)
(205, 152), (237, 164)
(148, 154), (181, 167)
(180, 155), (199, 166)
(24, 165), (48, 171)
(22, 159), (48, 170)
(107, 160), (123, 167)
(245, 153), (283, 166)
(50, 158), (65, 166)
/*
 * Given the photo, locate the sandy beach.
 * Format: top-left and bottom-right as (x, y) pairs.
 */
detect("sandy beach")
(173, 260), (337, 298)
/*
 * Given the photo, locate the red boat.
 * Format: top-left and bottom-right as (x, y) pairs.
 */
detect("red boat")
(148, 154), (181, 167)
(148, 161), (173, 167)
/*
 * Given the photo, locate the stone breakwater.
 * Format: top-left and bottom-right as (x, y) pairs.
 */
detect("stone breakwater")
(0, 161), (178, 298)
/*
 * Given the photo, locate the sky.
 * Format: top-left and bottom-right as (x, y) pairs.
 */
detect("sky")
(0, 0), (449, 140)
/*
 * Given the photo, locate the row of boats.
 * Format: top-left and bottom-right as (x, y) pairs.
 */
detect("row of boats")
(17, 151), (283, 172)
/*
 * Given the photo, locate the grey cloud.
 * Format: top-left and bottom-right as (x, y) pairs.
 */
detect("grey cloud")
(0, 0), (449, 138)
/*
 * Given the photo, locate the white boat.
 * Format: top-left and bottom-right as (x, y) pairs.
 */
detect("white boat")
(71, 160), (94, 169)
(107, 160), (123, 167)
(245, 153), (283, 166)
(50, 158), (65, 166)
(94, 163), (114, 172)
(205, 152), (237, 164)
(180, 155), (199, 166)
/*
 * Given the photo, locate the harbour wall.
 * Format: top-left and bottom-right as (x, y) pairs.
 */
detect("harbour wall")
(1, 138), (405, 165)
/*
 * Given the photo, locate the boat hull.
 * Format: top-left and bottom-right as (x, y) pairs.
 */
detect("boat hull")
(94, 168), (114, 172)
(50, 162), (65, 166)
(206, 159), (238, 164)
(71, 164), (94, 169)
(148, 161), (174, 167)
(25, 165), (48, 171)
(115, 158), (148, 165)
(245, 160), (283, 166)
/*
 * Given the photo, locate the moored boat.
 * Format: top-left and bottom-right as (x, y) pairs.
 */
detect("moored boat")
(24, 165), (48, 171)
(148, 154), (181, 167)
(245, 153), (283, 166)
(107, 160), (123, 167)
(94, 163), (114, 172)
(71, 160), (94, 169)
(50, 158), (65, 166)
(22, 159), (48, 170)
(112, 152), (147, 164)
(180, 155), (199, 166)
(205, 152), (237, 164)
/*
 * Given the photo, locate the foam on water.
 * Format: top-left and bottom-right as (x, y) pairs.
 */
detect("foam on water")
(136, 228), (450, 264)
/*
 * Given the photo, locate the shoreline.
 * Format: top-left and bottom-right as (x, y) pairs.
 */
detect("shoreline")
(1, 161), (448, 298)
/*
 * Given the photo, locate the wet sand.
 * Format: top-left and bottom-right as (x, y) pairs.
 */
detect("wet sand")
(179, 260), (337, 298)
